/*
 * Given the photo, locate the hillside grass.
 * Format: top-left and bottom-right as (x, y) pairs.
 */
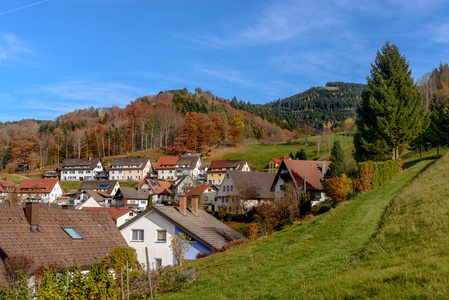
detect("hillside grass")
(209, 132), (355, 171)
(161, 158), (434, 299)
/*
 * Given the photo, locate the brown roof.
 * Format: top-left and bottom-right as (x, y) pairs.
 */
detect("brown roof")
(0, 206), (128, 284)
(0, 180), (16, 193)
(186, 184), (213, 197)
(116, 187), (151, 200)
(228, 171), (276, 199)
(82, 207), (134, 220)
(79, 180), (118, 195)
(17, 179), (63, 194)
(155, 156), (179, 170)
(282, 160), (329, 190)
(119, 206), (240, 251)
(60, 158), (102, 171)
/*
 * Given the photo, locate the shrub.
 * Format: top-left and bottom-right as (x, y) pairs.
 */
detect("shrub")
(245, 224), (258, 242)
(356, 158), (402, 193)
(4, 254), (35, 284)
(275, 219), (293, 231)
(311, 203), (333, 216)
(323, 174), (353, 204)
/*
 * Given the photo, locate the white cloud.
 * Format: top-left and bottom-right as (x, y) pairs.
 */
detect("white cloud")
(0, 34), (31, 62)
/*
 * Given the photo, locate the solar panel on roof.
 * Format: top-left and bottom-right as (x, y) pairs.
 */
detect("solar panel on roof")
(99, 184), (108, 187)
(156, 182), (161, 187)
(150, 181), (156, 186)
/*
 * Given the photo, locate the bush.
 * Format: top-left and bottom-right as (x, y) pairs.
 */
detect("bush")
(245, 224), (258, 242)
(275, 219), (293, 231)
(151, 266), (192, 294)
(4, 254), (35, 284)
(356, 158), (402, 193)
(311, 203), (333, 216)
(323, 174), (353, 204)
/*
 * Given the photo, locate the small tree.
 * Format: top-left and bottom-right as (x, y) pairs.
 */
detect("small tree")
(170, 233), (191, 266)
(327, 140), (347, 178)
(4, 254), (35, 284)
(295, 149), (307, 160)
(323, 174), (353, 204)
(245, 224), (258, 242)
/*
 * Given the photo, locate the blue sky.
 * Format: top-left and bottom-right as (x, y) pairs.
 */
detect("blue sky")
(1, 0), (449, 121)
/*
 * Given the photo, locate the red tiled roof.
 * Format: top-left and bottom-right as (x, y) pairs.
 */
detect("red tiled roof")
(155, 156), (179, 170)
(82, 207), (132, 220)
(208, 160), (229, 170)
(0, 180), (16, 193)
(283, 160), (329, 190)
(264, 157), (292, 169)
(141, 179), (171, 195)
(17, 179), (64, 194)
(186, 184), (212, 197)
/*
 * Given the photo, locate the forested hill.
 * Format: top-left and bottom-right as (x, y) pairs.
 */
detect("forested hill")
(230, 82), (366, 131)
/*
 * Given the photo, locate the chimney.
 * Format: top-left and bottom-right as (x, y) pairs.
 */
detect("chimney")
(322, 160), (326, 173)
(25, 202), (40, 230)
(179, 196), (187, 216)
(191, 197), (199, 216)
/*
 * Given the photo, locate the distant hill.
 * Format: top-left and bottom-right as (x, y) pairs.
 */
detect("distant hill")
(230, 82), (366, 131)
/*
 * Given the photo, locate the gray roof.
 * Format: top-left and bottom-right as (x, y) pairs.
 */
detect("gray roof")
(60, 158), (101, 171)
(119, 206), (240, 251)
(79, 180), (118, 195)
(109, 158), (150, 170)
(229, 171), (276, 199)
(116, 187), (151, 200)
(177, 156), (199, 170)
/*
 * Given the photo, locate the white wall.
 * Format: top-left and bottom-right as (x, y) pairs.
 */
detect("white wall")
(121, 211), (176, 269)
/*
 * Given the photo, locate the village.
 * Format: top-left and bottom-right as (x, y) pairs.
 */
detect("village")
(0, 154), (330, 288)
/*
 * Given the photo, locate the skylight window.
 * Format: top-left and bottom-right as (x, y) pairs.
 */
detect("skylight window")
(62, 227), (83, 239)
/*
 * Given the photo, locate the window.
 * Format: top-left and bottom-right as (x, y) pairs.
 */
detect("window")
(62, 227), (83, 240)
(231, 185), (233, 191)
(131, 229), (144, 241)
(141, 200), (146, 204)
(155, 258), (162, 269)
(157, 230), (167, 242)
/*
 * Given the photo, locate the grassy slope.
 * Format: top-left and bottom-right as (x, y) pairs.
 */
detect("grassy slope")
(162, 159), (432, 299)
(209, 133), (355, 171)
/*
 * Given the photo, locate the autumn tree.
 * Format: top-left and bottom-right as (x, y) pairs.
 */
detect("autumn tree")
(354, 42), (427, 162)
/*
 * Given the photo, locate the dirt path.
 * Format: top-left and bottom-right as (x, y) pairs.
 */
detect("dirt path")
(205, 144), (248, 161)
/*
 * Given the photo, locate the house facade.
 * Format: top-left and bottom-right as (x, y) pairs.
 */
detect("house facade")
(109, 157), (152, 181)
(78, 180), (120, 197)
(186, 184), (218, 211)
(215, 171), (275, 214)
(114, 187), (151, 210)
(264, 157), (292, 173)
(0, 180), (16, 203)
(17, 179), (65, 203)
(206, 160), (251, 185)
(271, 160), (329, 206)
(60, 158), (104, 181)
(119, 197), (240, 268)
(154, 156), (178, 180)
(170, 175), (195, 200)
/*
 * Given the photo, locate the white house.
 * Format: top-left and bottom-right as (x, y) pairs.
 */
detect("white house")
(271, 160), (329, 206)
(16, 179), (65, 203)
(59, 158), (104, 181)
(109, 157), (152, 181)
(119, 197), (240, 269)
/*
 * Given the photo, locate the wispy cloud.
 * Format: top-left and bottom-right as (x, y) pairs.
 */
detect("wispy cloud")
(0, 34), (31, 62)
(185, 0), (343, 48)
(0, 0), (51, 16)
(432, 23), (449, 43)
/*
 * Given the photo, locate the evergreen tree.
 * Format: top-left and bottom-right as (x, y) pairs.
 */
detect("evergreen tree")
(428, 91), (449, 159)
(327, 140), (347, 177)
(295, 149), (307, 160)
(354, 42), (427, 162)
(289, 152), (294, 159)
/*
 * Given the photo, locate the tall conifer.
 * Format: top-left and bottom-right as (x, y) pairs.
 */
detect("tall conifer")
(354, 42), (427, 162)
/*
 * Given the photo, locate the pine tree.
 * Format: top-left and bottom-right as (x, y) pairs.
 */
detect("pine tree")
(354, 42), (427, 162)
(295, 149), (307, 160)
(327, 140), (347, 177)
(428, 91), (449, 159)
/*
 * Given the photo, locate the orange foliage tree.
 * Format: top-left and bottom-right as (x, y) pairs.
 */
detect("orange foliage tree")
(323, 174), (353, 203)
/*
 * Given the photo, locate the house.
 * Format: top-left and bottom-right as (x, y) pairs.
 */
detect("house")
(82, 207), (139, 227)
(0, 202), (128, 284)
(73, 190), (113, 208)
(170, 175), (195, 200)
(119, 196), (240, 268)
(136, 179), (171, 204)
(108, 157), (152, 181)
(186, 184), (218, 211)
(113, 187), (151, 210)
(154, 156), (178, 180)
(215, 171), (276, 214)
(155, 155), (202, 181)
(264, 156), (292, 173)
(206, 160), (251, 185)
(59, 158), (104, 181)
(0, 180), (16, 203)
(16, 178), (65, 203)
(271, 160), (329, 206)
(79, 180), (120, 197)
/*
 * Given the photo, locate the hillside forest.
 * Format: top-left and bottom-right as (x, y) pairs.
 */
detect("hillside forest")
(0, 60), (448, 173)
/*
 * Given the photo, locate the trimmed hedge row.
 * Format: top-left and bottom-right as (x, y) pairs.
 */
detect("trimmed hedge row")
(356, 158), (402, 193)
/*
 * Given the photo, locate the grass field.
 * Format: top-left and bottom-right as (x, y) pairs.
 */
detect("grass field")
(161, 157), (435, 299)
(208, 132), (355, 171)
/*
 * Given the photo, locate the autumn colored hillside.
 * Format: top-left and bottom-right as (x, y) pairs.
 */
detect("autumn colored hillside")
(0, 88), (293, 173)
